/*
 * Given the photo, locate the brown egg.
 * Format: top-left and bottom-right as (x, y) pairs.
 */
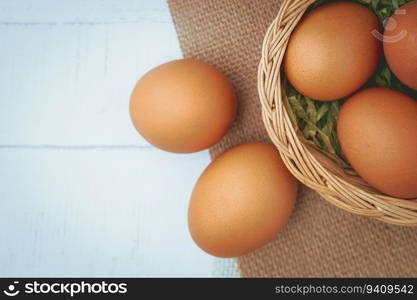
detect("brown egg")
(337, 87), (417, 199)
(384, 0), (417, 90)
(284, 1), (381, 101)
(130, 59), (236, 153)
(188, 142), (298, 258)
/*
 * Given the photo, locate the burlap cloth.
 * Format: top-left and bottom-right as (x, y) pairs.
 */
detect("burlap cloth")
(167, 0), (417, 277)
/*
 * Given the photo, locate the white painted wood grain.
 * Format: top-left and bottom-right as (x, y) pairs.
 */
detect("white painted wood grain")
(0, 0), (182, 146)
(0, 148), (212, 277)
(0, 0), (222, 277)
(0, 0), (172, 24)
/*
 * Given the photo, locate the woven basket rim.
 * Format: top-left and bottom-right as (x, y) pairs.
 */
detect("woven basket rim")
(258, 0), (417, 226)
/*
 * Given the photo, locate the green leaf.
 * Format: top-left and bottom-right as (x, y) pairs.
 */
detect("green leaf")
(382, 66), (392, 85)
(288, 96), (307, 120)
(371, 0), (380, 12)
(306, 97), (317, 121)
(375, 75), (387, 87)
(303, 123), (317, 139)
(316, 103), (330, 122)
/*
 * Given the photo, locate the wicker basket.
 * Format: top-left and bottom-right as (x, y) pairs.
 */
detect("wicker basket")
(258, 0), (417, 226)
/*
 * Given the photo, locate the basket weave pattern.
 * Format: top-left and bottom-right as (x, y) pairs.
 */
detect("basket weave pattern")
(258, 0), (417, 226)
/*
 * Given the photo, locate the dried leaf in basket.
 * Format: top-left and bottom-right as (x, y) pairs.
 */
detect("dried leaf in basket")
(283, 77), (349, 168)
(283, 0), (417, 170)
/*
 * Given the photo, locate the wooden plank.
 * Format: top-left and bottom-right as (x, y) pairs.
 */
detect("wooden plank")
(0, 148), (212, 276)
(0, 0), (172, 23)
(0, 0), (182, 146)
(0, 0), (220, 278)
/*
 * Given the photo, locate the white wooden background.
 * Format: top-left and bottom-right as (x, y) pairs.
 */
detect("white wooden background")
(0, 0), (238, 277)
